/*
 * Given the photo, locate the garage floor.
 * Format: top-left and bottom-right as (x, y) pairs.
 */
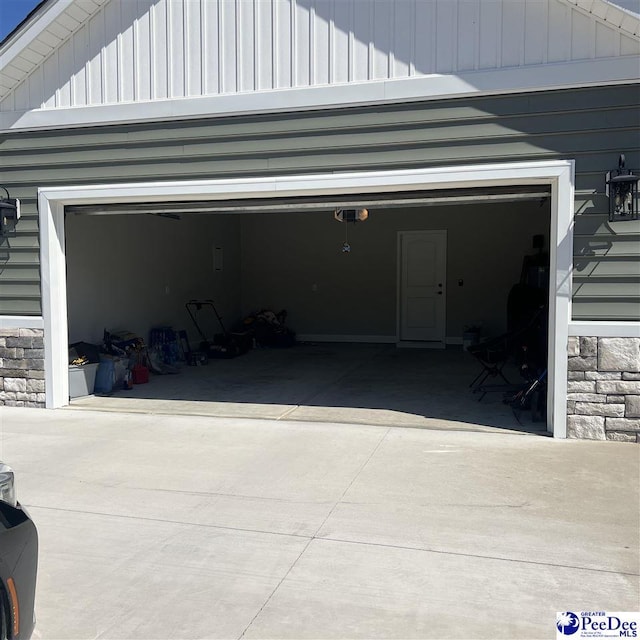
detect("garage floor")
(69, 343), (547, 435)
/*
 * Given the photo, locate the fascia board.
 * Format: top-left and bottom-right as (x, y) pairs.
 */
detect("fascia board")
(2, 56), (639, 133)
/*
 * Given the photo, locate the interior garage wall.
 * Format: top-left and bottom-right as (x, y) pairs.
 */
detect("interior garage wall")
(240, 201), (550, 339)
(65, 213), (241, 345)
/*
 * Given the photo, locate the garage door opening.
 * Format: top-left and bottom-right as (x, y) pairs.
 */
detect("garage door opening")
(63, 191), (552, 434)
(39, 161), (573, 436)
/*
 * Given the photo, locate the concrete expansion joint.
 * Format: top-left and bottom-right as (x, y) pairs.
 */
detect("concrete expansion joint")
(238, 426), (391, 639)
(32, 499), (637, 582)
(311, 536), (640, 578)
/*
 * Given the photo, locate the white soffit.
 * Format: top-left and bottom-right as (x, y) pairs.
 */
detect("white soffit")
(1, 0), (639, 132)
(0, 0), (109, 93)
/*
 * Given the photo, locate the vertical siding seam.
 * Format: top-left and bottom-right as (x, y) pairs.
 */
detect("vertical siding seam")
(18, 68), (29, 110)
(328, 0), (334, 84)
(434, 0), (440, 73)
(237, 0), (242, 91)
(99, 9), (106, 105)
(166, 0), (172, 98)
(218, 0), (223, 93)
(453, 0), (459, 72)
(430, 1), (436, 74)
(133, 8), (138, 102)
(616, 27), (622, 56)
(69, 33), (75, 106)
(271, 0), (277, 89)
(183, 0), (189, 96)
(160, 0), (167, 98)
(389, 0), (394, 78)
(521, 0), (527, 66)
(38, 49), (44, 107)
(498, 0), (503, 68)
(253, 0), (259, 91)
(409, 0), (416, 77)
(348, 0), (353, 83)
(569, 1), (575, 60)
(474, 0), (479, 72)
(291, 0), (296, 87)
(116, 2), (122, 103)
(202, 0), (207, 94)
(542, 0), (549, 64)
(456, 0), (462, 72)
(368, 1), (374, 80)
(150, 1), (156, 99)
(53, 48), (60, 107)
(85, 19), (92, 104)
(521, 0), (526, 67)
(184, 0), (189, 97)
(309, 2), (315, 86)
(547, 0), (553, 63)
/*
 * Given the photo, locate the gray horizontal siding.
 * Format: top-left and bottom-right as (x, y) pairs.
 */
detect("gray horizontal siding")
(0, 84), (639, 319)
(0, 196), (40, 315)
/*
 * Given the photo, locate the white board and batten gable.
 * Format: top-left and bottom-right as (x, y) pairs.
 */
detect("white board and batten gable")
(1, 0), (639, 131)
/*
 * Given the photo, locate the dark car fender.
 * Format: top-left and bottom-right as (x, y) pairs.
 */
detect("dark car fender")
(0, 502), (38, 640)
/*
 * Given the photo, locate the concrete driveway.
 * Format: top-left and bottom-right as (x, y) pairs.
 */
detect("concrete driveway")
(0, 406), (638, 639)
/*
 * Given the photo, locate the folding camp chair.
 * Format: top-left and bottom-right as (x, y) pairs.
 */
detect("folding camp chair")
(467, 283), (547, 401)
(468, 332), (518, 389)
(467, 324), (536, 399)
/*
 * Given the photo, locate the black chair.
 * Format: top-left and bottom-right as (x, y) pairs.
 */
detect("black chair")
(467, 284), (547, 400)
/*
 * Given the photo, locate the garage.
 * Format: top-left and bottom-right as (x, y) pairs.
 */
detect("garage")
(5, 0), (638, 440)
(62, 185), (552, 433)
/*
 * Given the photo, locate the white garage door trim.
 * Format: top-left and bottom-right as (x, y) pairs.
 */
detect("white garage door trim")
(38, 159), (574, 437)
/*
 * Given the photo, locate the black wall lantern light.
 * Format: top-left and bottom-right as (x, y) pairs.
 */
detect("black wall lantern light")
(0, 187), (21, 238)
(606, 155), (639, 222)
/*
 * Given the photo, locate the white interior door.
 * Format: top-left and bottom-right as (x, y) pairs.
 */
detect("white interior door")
(398, 230), (447, 344)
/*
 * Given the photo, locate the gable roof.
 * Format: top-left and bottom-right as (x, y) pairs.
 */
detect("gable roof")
(1, 0), (639, 132)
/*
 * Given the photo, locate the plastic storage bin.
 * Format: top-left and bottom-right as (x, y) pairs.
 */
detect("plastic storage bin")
(68, 363), (99, 398)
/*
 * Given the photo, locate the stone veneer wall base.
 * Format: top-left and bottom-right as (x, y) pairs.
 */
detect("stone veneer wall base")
(0, 328), (46, 408)
(567, 336), (640, 442)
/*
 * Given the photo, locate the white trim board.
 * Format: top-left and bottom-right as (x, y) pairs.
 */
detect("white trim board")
(569, 321), (640, 337)
(0, 316), (44, 329)
(2, 56), (639, 132)
(38, 159), (574, 438)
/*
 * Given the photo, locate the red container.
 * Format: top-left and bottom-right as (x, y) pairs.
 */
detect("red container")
(132, 364), (149, 384)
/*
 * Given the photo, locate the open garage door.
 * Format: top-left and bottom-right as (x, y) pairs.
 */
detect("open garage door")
(63, 186), (552, 434)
